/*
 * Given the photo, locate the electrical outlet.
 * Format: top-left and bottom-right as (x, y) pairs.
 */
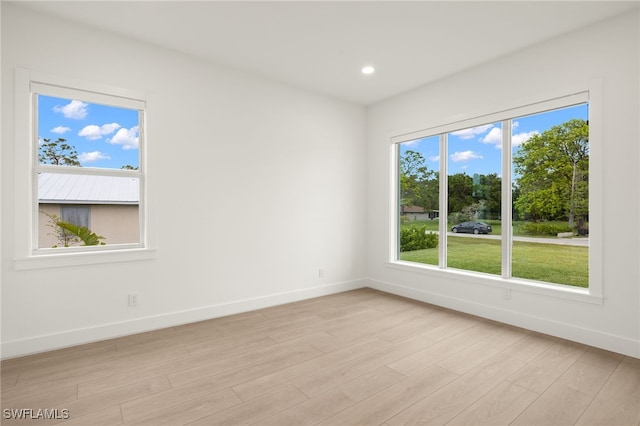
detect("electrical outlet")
(318, 268), (325, 278)
(503, 289), (511, 300)
(128, 293), (138, 306)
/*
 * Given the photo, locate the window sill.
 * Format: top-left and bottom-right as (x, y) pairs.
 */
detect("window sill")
(14, 247), (157, 271)
(387, 261), (603, 305)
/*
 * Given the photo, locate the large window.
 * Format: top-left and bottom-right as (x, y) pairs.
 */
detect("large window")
(395, 95), (591, 291)
(32, 81), (145, 253)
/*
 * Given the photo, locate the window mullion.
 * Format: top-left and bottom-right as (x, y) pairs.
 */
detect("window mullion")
(501, 120), (512, 279)
(31, 93), (40, 253)
(439, 133), (448, 269)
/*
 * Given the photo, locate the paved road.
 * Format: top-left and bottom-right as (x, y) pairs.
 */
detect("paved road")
(431, 231), (589, 247)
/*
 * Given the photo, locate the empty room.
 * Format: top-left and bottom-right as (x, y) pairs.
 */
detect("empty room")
(1, 1), (639, 425)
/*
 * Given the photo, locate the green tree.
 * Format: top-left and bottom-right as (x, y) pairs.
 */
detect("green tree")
(400, 150), (427, 207)
(512, 184), (522, 221)
(447, 173), (474, 216)
(399, 150), (437, 211)
(121, 165), (138, 170)
(473, 173), (502, 219)
(39, 138), (81, 166)
(513, 119), (588, 228)
(421, 171), (439, 212)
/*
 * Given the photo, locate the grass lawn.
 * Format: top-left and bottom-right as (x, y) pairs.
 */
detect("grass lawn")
(399, 236), (588, 288)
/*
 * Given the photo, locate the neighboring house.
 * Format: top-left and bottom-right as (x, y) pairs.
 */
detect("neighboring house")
(38, 173), (139, 248)
(400, 205), (439, 221)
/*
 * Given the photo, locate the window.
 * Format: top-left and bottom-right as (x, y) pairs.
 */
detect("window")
(394, 93), (595, 295)
(61, 206), (90, 229)
(510, 106), (589, 287)
(33, 88), (145, 253)
(447, 122), (502, 276)
(33, 87), (144, 252)
(12, 69), (151, 268)
(398, 135), (440, 266)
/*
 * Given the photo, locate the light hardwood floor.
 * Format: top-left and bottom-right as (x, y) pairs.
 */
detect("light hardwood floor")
(1, 288), (638, 425)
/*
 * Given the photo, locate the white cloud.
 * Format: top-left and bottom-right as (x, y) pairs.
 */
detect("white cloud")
(50, 126), (71, 134)
(100, 122), (121, 135)
(108, 126), (139, 150)
(78, 151), (110, 163)
(78, 125), (102, 140)
(53, 100), (88, 120)
(428, 155), (440, 162)
(481, 127), (502, 144)
(402, 140), (418, 147)
(450, 150), (483, 162)
(480, 126), (540, 149)
(78, 123), (121, 140)
(513, 130), (539, 146)
(450, 124), (493, 140)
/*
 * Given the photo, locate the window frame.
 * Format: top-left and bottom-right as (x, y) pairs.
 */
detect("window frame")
(13, 68), (156, 270)
(389, 85), (603, 304)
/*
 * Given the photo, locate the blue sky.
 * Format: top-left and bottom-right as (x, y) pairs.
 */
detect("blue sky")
(400, 103), (588, 178)
(38, 95), (139, 169)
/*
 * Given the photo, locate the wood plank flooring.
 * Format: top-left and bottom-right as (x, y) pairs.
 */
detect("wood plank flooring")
(1, 288), (638, 425)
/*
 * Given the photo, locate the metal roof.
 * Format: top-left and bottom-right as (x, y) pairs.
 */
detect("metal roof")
(38, 173), (139, 204)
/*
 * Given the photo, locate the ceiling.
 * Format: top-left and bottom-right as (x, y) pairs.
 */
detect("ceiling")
(11, 1), (639, 105)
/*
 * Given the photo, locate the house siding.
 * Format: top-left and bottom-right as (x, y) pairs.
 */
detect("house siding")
(38, 204), (139, 248)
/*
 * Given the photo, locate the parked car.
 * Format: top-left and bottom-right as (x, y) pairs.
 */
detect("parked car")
(451, 221), (492, 234)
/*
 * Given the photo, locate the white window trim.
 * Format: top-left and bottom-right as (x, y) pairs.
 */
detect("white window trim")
(13, 68), (156, 270)
(389, 81), (603, 304)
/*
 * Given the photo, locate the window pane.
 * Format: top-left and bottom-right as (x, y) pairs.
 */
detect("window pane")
(38, 173), (140, 248)
(37, 95), (140, 170)
(35, 91), (142, 250)
(398, 136), (440, 265)
(61, 205), (90, 228)
(511, 104), (589, 287)
(447, 123), (502, 275)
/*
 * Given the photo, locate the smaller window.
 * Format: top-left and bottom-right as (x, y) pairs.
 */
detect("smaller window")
(32, 81), (145, 253)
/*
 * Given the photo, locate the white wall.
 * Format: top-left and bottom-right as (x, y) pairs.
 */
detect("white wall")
(2, 4), (638, 360)
(1, 4), (367, 358)
(366, 11), (640, 357)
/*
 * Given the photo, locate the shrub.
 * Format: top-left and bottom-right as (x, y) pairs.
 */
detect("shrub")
(521, 221), (573, 236)
(42, 211), (106, 247)
(424, 231), (438, 249)
(400, 226), (438, 252)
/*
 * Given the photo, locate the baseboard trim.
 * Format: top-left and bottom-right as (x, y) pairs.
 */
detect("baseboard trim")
(1, 279), (366, 359)
(367, 278), (640, 359)
(4, 278), (637, 360)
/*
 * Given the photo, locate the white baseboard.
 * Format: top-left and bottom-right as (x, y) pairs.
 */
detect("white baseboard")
(367, 278), (640, 359)
(1, 279), (366, 359)
(5, 278), (637, 360)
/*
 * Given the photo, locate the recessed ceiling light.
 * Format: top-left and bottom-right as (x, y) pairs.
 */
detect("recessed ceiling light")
(362, 66), (375, 75)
